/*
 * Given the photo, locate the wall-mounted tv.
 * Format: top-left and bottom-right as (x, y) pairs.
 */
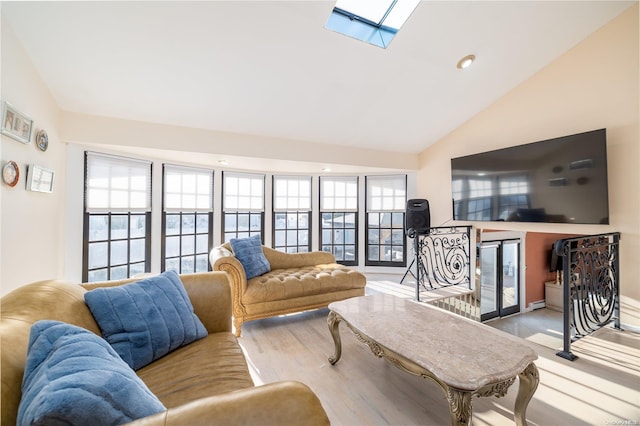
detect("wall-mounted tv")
(451, 129), (608, 224)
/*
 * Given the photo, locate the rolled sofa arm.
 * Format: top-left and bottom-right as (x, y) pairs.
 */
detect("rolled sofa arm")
(126, 381), (330, 426)
(210, 246), (248, 297)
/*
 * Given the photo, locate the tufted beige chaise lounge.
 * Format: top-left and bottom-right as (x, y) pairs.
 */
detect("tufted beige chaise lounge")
(210, 244), (366, 336)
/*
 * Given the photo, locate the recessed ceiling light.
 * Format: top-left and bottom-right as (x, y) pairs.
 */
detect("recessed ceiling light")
(218, 160), (228, 165)
(457, 54), (475, 70)
(322, 167), (332, 172)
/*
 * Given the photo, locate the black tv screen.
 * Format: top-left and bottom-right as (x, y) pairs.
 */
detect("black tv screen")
(451, 129), (609, 224)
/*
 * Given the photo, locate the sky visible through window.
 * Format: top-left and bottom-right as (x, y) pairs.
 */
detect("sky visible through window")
(326, 0), (420, 48)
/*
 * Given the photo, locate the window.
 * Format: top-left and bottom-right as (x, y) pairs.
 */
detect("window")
(365, 175), (406, 266)
(325, 0), (420, 48)
(273, 176), (311, 253)
(223, 172), (264, 242)
(162, 165), (214, 274)
(320, 176), (358, 265)
(83, 152), (152, 282)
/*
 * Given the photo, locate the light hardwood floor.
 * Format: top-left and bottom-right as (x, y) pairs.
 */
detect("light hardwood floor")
(237, 284), (640, 425)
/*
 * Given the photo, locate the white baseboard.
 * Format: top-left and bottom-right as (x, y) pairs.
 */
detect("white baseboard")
(528, 300), (546, 310)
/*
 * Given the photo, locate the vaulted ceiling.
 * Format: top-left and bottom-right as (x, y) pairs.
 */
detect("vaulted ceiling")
(2, 1), (635, 158)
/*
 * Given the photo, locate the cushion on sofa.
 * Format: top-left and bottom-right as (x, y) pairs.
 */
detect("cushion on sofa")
(230, 234), (271, 279)
(84, 270), (208, 370)
(17, 320), (166, 426)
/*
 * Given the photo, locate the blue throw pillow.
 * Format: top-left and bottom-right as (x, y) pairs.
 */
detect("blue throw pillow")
(84, 270), (208, 370)
(18, 320), (166, 426)
(229, 234), (271, 280)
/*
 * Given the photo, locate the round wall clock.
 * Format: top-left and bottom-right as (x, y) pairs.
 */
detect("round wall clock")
(2, 161), (19, 187)
(36, 129), (49, 151)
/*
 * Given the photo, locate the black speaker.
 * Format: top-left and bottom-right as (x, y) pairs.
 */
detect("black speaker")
(405, 199), (430, 235)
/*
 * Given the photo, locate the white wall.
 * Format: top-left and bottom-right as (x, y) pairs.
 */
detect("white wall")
(1, 21), (67, 295)
(418, 5), (639, 324)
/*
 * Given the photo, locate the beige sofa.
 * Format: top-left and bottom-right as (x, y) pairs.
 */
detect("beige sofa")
(1, 272), (330, 425)
(210, 244), (367, 337)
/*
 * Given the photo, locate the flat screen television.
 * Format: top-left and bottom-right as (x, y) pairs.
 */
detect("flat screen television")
(450, 129), (609, 224)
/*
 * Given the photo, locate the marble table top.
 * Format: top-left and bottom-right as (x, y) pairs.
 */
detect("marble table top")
(329, 293), (538, 391)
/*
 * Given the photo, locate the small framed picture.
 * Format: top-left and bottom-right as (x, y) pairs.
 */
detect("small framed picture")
(27, 165), (55, 193)
(2, 102), (33, 144)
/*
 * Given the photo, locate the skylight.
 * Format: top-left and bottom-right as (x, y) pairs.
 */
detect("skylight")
(325, 0), (420, 48)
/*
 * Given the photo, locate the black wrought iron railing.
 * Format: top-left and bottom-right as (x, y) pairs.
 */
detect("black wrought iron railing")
(555, 232), (621, 361)
(402, 226), (473, 300)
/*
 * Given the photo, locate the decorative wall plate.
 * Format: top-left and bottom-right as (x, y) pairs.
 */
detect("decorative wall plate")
(36, 129), (49, 151)
(2, 161), (19, 187)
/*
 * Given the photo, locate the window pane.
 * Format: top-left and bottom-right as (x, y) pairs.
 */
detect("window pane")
(299, 212), (309, 228)
(181, 235), (195, 256)
(287, 213), (297, 228)
(250, 214), (261, 231)
(110, 265), (128, 280)
(345, 246), (356, 260)
(195, 254), (209, 272)
(237, 214), (249, 231)
(275, 213), (286, 229)
(88, 269), (108, 282)
(345, 229), (356, 244)
(181, 256), (195, 274)
(130, 239), (145, 263)
(196, 214), (209, 233)
(322, 213), (332, 227)
(368, 246), (380, 261)
(368, 229), (379, 244)
(130, 215), (146, 238)
(224, 214), (237, 232)
(368, 212), (380, 226)
(130, 262), (145, 277)
(111, 216), (128, 239)
(182, 214), (195, 234)
(391, 229), (404, 245)
(196, 234), (208, 254)
(382, 245), (392, 261)
(298, 230), (308, 245)
(166, 236), (180, 257)
(165, 257), (180, 272)
(275, 230), (286, 246)
(166, 215), (181, 235)
(286, 230), (297, 245)
(88, 242), (108, 269)
(392, 212), (404, 227)
(89, 216), (108, 241)
(110, 240), (128, 265)
(345, 213), (356, 228)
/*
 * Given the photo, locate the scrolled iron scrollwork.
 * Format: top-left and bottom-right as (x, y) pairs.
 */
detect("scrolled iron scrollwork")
(556, 233), (620, 360)
(417, 226), (471, 290)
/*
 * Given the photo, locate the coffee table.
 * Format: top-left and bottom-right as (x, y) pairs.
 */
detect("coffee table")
(327, 294), (539, 426)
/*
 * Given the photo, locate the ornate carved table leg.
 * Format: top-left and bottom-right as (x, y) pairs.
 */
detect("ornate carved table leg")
(514, 362), (539, 426)
(327, 311), (343, 365)
(446, 388), (472, 426)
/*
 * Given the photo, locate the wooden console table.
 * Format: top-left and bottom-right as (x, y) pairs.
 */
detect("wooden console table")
(328, 294), (539, 426)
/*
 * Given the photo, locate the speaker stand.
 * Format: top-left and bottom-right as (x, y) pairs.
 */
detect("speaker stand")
(400, 234), (431, 301)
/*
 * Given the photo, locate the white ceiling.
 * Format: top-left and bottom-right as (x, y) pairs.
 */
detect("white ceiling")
(2, 1), (635, 157)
